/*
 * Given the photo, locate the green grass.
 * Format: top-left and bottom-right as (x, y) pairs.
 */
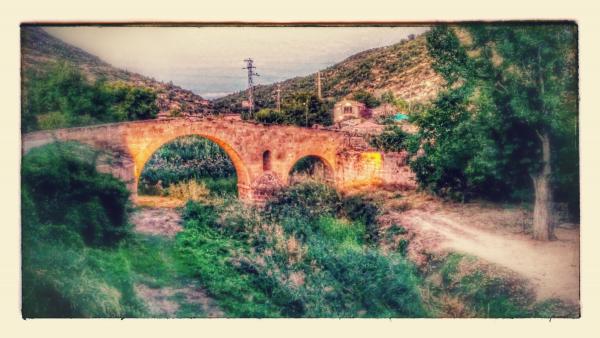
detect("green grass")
(173, 188), (428, 318)
(427, 252), (579, 318)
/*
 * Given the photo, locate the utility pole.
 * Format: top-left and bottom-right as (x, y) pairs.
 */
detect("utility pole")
(243, 58), (259, 118)
(276, 83), (282, 112)
(305, 96), (309, 127)
(316, 71), (322, 101)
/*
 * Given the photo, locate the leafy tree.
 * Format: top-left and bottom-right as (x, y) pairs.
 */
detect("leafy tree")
(249, 92), (332, 127)
(22, 61), (158, 131)
(22, 142), (131, 246)
(109, 83), (158, 121)
(281, 91), (332, 126)
(254, 108), (286, 124)
(412, 24), (578, 240)
(369, 125), (409, 152)
(353, 90), (380, 108)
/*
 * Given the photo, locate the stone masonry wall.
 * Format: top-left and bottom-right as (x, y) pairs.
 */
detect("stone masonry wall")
(22, 117), (416, 201)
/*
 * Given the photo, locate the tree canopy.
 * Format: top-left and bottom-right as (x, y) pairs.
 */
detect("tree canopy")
(407, 24), (578, 226)
(22, 61), (158, 132)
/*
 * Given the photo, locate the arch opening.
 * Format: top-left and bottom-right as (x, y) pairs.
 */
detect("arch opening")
(262, 150), (272, 171)
(137, 135), (241, 202)
(288, 155), (333, 185)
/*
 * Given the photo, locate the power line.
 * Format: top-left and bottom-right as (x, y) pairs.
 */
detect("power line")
(316, 71), (322, 101)
(276, 83), (282, 113)
(243, 58), (259, 117)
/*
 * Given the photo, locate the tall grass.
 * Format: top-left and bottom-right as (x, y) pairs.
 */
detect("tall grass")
(21, 142), (143, 317)
(175, 182), (428, 317)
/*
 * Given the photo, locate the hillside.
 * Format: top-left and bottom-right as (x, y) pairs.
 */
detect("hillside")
(213, 34), (444, 113)
(21, 26), (212, 118)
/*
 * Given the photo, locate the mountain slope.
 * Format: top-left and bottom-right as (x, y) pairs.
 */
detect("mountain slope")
(213, 34), (443, 113)
(21, 26), (212, 117)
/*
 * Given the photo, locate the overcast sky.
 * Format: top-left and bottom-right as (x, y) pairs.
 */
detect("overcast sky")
(45, 26), (428, 99)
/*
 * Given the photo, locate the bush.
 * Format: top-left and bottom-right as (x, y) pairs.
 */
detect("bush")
(340, 195), (380, 243)
(22, 142), (131, 246)
(312, 249), (427, 317)
(265, 181), (341, 221)
(255, 108), (286, 124)
(353, 90), (380, 108)
(139, 135), (236, 190)
(167, 180), (210, 202)
(21, 142), (142, 318)
(36, 111), (71, 129)
(22, 61), (158, 131)
(369, 125), (409, 152)
(177, 200), (427, 318)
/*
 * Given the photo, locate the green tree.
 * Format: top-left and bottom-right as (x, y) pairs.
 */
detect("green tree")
(22, 62), (159, 131)
(109, 83), (158, 121)
(353, 90), (380, 108)
(280, 92), (332, 127)
(412, 24), (578, 240)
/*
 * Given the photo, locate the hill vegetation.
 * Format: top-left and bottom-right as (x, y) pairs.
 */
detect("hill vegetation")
(213, 34), (443, 114)
(21, 26), (213, 131)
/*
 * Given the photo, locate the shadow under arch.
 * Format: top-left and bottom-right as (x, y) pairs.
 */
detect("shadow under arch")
(132, 133), (251, 199)
(287, 154), (334, 185)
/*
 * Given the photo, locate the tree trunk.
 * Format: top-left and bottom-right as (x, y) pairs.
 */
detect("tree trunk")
(531, 131), (555, 241)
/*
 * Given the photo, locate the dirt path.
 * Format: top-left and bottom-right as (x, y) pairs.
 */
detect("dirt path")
(392, 207), (579, 303)
(130, 207), (183, 237)
(130, 205), (224, 317)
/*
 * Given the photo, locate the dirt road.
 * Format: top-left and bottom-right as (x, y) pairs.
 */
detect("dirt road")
(130, 205), (224, 317)
(393, 207), (579, 303)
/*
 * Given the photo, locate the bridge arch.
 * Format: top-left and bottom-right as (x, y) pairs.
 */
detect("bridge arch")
(287, 153), (335, 185)
(130, 133), (252, 200)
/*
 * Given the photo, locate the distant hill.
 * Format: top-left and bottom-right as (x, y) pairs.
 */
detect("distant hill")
(213, 34), (443, 113)
(21, 26), (212, 118)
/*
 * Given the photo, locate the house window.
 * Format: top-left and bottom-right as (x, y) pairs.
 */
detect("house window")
(263, 150), (272, 171)
(343, 105), (353, 115)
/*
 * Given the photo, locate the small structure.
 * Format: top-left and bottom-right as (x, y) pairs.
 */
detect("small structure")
(333, 99), (367, 124)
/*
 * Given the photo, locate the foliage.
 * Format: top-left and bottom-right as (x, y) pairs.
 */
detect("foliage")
(245, 92), (333, 127)
(175, 185), (426, 317)
(254, 108), (286, 124)
(369, 125), (410, 152)
(22, 61), (158, 132)
(107, 81), (159, 121)
(380, 90), (410, 112)
(352, 90), (380, 108)
(22, 142), (131, 246)
(405, 24), (578, 215)
(428, 253), (578, 318)
(139, 135), (236, 193)
(265, 180), (342, 222)
(21, 142), (143, 318)
(167, 180), (211, 202)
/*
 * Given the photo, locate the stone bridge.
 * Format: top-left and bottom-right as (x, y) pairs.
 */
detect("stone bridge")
(21, 116), (415, 202)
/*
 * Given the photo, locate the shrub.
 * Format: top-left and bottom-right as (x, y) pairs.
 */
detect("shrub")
(22, 61), (158, 131)
(22, 142), (131, 246)
(167, 180), (210, 202)
(340, 195), (380, 244)
(265, 181), (341, 221)
(177, 200), (428, 318)
(369, 125), (409, 152)
(139, 135), (236, 191)
(255, 108), (286, 124)
(353, 90), (380, 108)
(36, 111), (71, 129)
(306, 248), (427, 317)
(21, 142), (142, 318)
